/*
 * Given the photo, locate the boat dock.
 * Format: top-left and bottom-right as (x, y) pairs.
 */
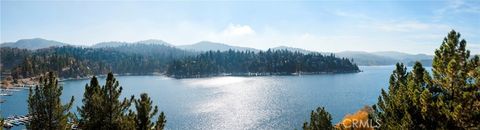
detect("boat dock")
(2, 115), (31, 129)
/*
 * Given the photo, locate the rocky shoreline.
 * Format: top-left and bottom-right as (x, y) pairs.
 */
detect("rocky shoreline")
(1, 77), (39, 89)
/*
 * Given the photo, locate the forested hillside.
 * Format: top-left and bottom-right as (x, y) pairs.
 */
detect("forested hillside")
(0, 38), (67, 50)
(1, 45), (359, 79)
(167, 49), (359, 78)
(1, 44), (193, 79)
(0, 47), (31, 70)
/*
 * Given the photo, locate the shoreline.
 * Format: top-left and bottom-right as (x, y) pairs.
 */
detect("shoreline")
(167, 70), (362, 79)
(0, 77), (39, 89)
(1, 70), (363, 87)
(57, 72), (164, 82)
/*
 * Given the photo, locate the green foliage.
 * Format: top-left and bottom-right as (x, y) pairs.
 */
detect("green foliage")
(134, 93), (158, 130)
(303, 107), (333, 130)
(78, 73), (135, 130)
(27, 72), (74, 130)
(101, 73), (136, 129)
(0, 47), (31, 71)
(132, 93), (167, 130)
(373, 30), (480, 129)
(155, 112), (167, 130)
(1, 44), (192, 79)
(373, 62), (434, 129)
(167, 49), (359, 78)
(77, 76), (103, 129)
(78, 73), (167, 130)
(1, 114), (4, 129)
(2, 45), (358, 79)
(431, 30), (480, 128)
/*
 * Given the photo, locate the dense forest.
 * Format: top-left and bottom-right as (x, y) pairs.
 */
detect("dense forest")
(1, 44), (358, 79)
(1, 43), (193, 79)
(167, 50), (359, 78)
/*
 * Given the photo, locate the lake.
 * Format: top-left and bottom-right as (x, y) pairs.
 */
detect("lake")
(1, 66), (404, 130)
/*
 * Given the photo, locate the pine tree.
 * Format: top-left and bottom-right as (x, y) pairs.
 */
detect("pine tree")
(372, 30), (480, 129)
(100, 73), (134, 130)
(78, 73), (135, 130)
(134, 93), (158, 130)
(407, 62), (436, 129)
(1, 115), (4, 128)
(27, 72), (74, 130)
(78, 76), (103, 129)
(431, 30), (480, 128)
(302, 107), (333, 130)
(155, 112), (167, 130)
(373, 63), (412, 129)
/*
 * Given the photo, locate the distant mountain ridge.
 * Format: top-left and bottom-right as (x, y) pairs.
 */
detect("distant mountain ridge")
(1, 38), (435, 66)
(177, 41), (260, 52)
(91, 41), (129, 48)
(373, 51), (432, 61)
(372, 51), (433, 66)
(0, 38), (68, 50)
(271, 46), (316, 54)
(335, 51), (398, 66)
(91, 39), (174, 48)
(268, 48), (433, 66)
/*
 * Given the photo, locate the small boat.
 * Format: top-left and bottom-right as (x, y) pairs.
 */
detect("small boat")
(4, 122), (13, 128)
(0, 89), (13, 96)
(5, 89), (21, 92)
(0, 93), (12, 96)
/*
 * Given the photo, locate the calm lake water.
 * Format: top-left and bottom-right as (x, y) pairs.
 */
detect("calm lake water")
(1, 66), (411, 130)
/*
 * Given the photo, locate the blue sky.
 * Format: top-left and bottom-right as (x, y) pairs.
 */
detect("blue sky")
(1, 0), (479, 54)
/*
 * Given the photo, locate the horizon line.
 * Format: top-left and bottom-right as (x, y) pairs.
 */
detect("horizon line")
(1, 37), (446, 55)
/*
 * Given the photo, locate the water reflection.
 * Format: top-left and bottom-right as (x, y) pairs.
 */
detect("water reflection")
(182, 77), (279, 129)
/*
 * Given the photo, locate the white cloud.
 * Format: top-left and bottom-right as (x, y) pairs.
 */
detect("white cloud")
(222, 24), (256, 37)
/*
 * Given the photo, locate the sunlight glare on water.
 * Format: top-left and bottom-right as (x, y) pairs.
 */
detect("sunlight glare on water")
(182, 76), (281, 129)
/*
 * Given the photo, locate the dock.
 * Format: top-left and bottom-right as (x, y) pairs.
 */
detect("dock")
(2, 115), (31, 129)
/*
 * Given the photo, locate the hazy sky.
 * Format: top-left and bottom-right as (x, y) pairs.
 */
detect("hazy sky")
(1, 0), (479, 54)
